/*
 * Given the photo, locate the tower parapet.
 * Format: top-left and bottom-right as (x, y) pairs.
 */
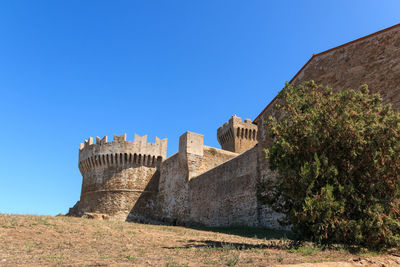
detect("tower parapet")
(217, 115), (258, 154)
(78, 134), (167, 175)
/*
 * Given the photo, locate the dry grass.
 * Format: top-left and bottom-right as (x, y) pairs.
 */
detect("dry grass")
(0, 214), (398, 266)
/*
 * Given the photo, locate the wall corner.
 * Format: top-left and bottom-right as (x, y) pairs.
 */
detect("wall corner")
(178, 131), (204, 179)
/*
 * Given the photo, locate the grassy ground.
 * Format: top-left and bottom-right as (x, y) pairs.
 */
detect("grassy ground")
(0, 214), (398, 266)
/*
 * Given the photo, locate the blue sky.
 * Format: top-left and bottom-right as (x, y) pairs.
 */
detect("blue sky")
(0, 1), (399, 215)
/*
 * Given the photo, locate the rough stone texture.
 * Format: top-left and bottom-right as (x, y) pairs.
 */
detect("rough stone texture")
(255, 24), (400, 127)
(79, 133), (167, 163)
(291, 25), (400, 109)
(156, 153), (188, 223)
(71, 24), (400, 230)
(155, 132), (239, 224)
(217, 115), (258, 154)
(189, 146), (284, 228)
(199, 146), (239, 174)
(154, 132), (282, 228)
(189, 147), (258, 226)
(69, 134), (166, 221)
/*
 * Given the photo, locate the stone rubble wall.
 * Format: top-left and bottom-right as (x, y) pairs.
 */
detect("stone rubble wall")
(189, 147), (258, 226)
(71, 130), (283, 228)
(189, 146), (285, 228)
(154, 131), (283, 228)
(155, 132), (239, 224)
(292, 25), (400, 109)
(71, 24), (400, 229)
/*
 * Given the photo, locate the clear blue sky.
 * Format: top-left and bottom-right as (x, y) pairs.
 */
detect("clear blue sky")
(0, 1), (399, 215)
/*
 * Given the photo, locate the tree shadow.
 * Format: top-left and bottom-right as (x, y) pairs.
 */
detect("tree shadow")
(187, 225), (296, 241)
(163, 238), (301, 250)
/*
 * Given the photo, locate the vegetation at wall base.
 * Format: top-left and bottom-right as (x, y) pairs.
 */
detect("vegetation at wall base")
(257, 81), (400, 250)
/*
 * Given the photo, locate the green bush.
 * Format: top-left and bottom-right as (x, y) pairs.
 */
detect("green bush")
(258, 81), (400, 250)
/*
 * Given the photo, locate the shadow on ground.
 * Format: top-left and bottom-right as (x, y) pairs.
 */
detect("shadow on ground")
(163, 239), (301, 250)
(188, 226), (296, 241)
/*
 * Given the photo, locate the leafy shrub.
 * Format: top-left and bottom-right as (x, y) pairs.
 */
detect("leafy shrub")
(258, 81), (400, 250)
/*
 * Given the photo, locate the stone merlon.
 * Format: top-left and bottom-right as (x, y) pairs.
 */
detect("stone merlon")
(79, 133), (167, 163)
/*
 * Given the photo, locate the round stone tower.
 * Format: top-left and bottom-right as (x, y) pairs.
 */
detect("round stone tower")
(69, 133), (167, 221)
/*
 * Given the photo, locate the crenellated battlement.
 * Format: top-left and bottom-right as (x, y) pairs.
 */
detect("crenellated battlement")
(79, 133), (166, 151)
(78, 133), (167, 175)
(217, 115), (258, 154)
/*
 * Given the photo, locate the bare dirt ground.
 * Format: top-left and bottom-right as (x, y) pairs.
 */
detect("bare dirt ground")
(0, 214), (399, 266)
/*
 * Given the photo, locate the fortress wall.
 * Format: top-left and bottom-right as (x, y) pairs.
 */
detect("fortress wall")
(71, 25), (400, 227)
(156, 153), (189, 223)
(156, 132), (239, 224)
(189, 147), (259, 227)
(155, 131), (283, 228)
(292, 25), (400, 109)
(72, 134), (165, 221)
(78, 164), (159, 221)
(255, 24), (400, 135)
(200, 146), (239, 174)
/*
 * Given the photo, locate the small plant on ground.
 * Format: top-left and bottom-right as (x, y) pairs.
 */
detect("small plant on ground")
(165, 261), (188, 267)
(203, 259), (219, 265)
(277, 253), (284, 263)
(125, 255), (137, 261)
(209, 147), (218, 155)
(225, 254), (239, 266)
(245, 257), (254, 263)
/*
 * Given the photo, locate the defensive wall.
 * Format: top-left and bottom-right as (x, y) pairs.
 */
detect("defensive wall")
(70, 118), (276, 227)
(290, 24), (400, 109)
(156, 132), (239, 224)
(189, 146), (281, 228)
(164, 23), (400, 228)
(154, 130), (281, 228)
(70, 24), (400, 229)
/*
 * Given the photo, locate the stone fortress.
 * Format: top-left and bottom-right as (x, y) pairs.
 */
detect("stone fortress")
(69, 24), (400, 228)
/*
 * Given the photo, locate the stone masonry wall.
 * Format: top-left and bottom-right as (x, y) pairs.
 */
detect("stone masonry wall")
(72, 134), (166, 221)
(71, 25), (400, 229)
(155, 131), (283, 228)
(292, 25), (400, 109)
(72, 130), (283, 228)
(156, 132), (238, 224)
(189, 147), (258, 226)
(200, 146), (239, 174)
(156, 153), (188, 223)
(189, 146), (284, 228)
(78, 165), (159, 221)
